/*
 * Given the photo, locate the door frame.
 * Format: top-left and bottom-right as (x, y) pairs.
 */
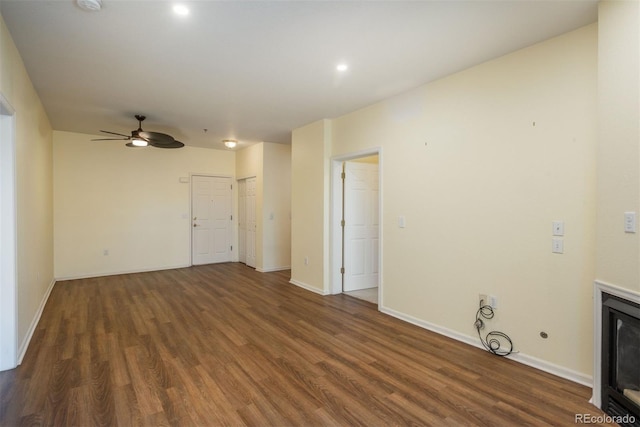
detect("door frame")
(236, 175), (257, 268)
(189, 173), (234, 266)
(237, 178), (247, 264)
(330, 147), (383, 305)
(0, 93), (17, 371)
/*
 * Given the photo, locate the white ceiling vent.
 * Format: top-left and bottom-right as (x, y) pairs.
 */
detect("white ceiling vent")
(77, 0), (102, 12)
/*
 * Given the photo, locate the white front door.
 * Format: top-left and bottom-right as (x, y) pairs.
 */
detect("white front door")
(192, 175), (232, 265)
(343, 161), (379, 291)
(245, 177), (257, 268)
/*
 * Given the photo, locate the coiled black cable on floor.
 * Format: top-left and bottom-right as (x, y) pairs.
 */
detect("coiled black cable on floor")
(474, 302), (514, 357)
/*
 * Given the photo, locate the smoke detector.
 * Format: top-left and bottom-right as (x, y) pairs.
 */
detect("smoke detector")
(77, 0), (102, 11)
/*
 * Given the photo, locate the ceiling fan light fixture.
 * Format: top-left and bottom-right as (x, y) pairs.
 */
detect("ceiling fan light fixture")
(131, 138), (148, 147)
(223, 139), (237, 149)
(93, 114), (184, 149)
(77, 0), (102, 12)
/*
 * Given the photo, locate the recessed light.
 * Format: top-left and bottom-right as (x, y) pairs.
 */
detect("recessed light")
(173, 4), (189, 16)
(336, 63), (348, 72)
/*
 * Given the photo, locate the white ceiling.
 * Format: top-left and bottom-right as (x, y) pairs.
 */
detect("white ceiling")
(1, 0), (597, 150)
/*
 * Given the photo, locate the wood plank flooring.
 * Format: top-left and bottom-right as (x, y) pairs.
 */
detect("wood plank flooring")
(0, 263), (614, 426)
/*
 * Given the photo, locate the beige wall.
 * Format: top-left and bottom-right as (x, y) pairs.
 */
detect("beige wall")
(236, 142), (263, 180)
(292, 25), (598, 376)
(262, 143), (291, 271)
(0, 14), (54, 358)
(53, 131), (235, 278)
(291, 120), (331, 293)
(596, 0), (640, 293)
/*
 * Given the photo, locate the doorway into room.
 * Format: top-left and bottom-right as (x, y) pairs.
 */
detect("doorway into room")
(331, 149), (381, 306)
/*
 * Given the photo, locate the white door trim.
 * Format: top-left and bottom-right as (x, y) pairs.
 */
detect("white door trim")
(237, 179), (247, 264)
(0, 93), (17, 371)
(330, 148), (383, 305)
(244, 176), (257, 269)
(189, 173), (234, 266)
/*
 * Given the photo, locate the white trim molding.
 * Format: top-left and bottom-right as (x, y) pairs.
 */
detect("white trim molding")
(592, 280), (640, 408)
(381, 304), (592, 387)
(0, 94), (17, 372)
(289, 279), (330, 296)
(18, 279), (56, 365)
(257, 266), (291, 273)
(55, 263), (191, 282)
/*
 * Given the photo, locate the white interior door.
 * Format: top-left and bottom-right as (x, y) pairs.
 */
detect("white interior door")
(238, 179), (247, 264)
(343, 161), (379, 292)
(192, 175), (232, 265)
(245, 177), (257, 268)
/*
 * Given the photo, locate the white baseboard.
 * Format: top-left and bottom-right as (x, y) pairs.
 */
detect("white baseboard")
(257, 266), (291, 273)
(55, 263), (191, 281)
(510, 351), (592, 387)
(289, 279), (329, 295)
(17, 278), (56, 365)
(380, 305), (592, 387)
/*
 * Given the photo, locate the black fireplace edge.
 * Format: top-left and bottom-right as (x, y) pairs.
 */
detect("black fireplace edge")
(601, 292), (640, 427)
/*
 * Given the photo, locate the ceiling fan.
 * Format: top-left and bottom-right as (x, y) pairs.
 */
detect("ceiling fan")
(92, 115), (185, 148)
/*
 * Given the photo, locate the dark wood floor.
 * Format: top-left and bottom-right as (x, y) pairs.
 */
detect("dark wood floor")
(0, 263), (613, 426)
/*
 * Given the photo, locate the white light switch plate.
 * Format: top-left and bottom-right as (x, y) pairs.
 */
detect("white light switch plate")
(624, 212), (636, 233)
(552, 238), (564, 254)
(552, 221), (564, 236)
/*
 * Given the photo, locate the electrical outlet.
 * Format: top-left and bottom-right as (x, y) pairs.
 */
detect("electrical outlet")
(103, 249), (109, 256)
(479, 294), (497, 309)
(479, 294), (488, 307)
(488, 295), (498, 309)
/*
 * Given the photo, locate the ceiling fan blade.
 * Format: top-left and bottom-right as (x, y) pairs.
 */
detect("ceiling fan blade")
(100, 130), (131, 138)
(150, 140), (184, 149)
(95, 116), (184, 149)
(138, 131), (174, 144)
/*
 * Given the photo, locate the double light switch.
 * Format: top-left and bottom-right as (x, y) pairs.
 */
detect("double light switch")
(552, 221), (564, 254)
(624, 212), (637, 233)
